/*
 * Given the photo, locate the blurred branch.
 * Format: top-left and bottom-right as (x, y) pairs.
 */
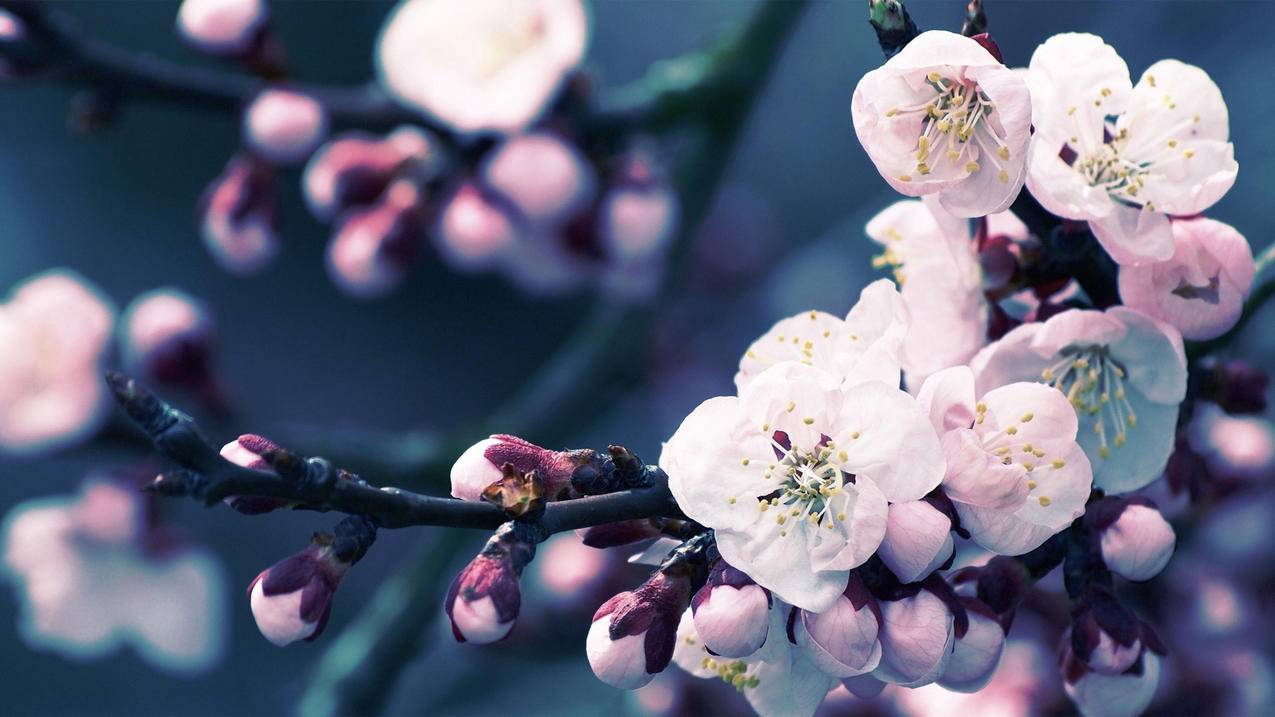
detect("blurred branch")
(107, 372), (682, 532)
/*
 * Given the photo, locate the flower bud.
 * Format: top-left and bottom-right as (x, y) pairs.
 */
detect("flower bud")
(876, 500), (954, 584)
(1062, 643), (1162, 717)
(325, 179), (425, 299)
(872, 590), (955, 687)
(690, 560), (770, 658)
(1069, 592), (1143, 675)
(445, 523), (536, 644)
(176, 0), (266, 55)
(1097, 501), (1175, 582)
(588, 570), (691, 690)
(433, 183), (519, 271)
(938, 599), (1005, 692)
(198, 153), (279, 275)
(219, 435), (294, 514)
(303, 127), (435, 221)
(242, 89), (327, 165)
(792, 572), (882, 677)
(599, 152), (678, 264)
(248, 517), (376, 647)
(482, 132), (595, 228)
(121, 288), (216, 391)
(450, 434), (591, 502)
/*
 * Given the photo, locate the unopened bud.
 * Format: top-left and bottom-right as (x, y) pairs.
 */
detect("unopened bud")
(177, 0), (267, 55)
(588, 571), (691, 689)
(877, 500), (954, 583)
(219, 434), (293, 514)
(1062, 641), (1162, 717)
(872, 590), (955, 687)
(1069, 591), (1143, 675)
(198, 153), (279, 275)
(482, 132), (595, 228)
(793, 572), (882, 677)
(121, 288), (216, 392)
(433, 182), (519, 271)
(599, 151), (678, 264)
(445, 522), (536, 644)
(303, 126), (436, 221)
(937, 598), (1005, 692)
(243, 88), (327, 165)
(325, 179), (425, 299)
(1093, 499), (1175, 582)
(450, 435), (594, 503)
(690, 560), (770, 658)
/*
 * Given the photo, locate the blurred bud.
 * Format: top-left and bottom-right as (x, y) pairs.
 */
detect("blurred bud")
(177, 0), (267, 55)
(877, 500), (954, 583)
(121, 288), (216, 392)
(303, 126), (436, 221)
(433, 182), (519, 271)
(450, 434), (594, 502)
(1062, 643), (1162, 717)
(1069, 591), (1143, 675)
(872, 590), (955, 687)
(690, 560), (770, 658)
(242, 89), (327, 165)
(599, 151), (678, 264)
(325, 179), (425, 298)
(219, 435), (294, 514)
(198, 153), (280, 275)
(588, 570), (691, 689)
(483, 132), (595, 228)
(248, 516), (376, 646)
(938, 599), (1005, 692)
(1196, 358), (1269, 415)
(445, 522), (537, 644)
(793, 572), (882, 677)
(1090, 499), (1175, 582)
(1189, 403), (1275, 482)
(577, 519), (662, 549)
(0, 9), (24, 44)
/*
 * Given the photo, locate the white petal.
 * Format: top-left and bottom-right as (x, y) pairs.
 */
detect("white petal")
(835, 382), (945, 502)
(916, 366), (978, 434)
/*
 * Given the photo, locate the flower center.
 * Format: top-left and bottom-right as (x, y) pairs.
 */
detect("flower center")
(699, 655), (761, 691)
(973, 402), (1068, 508)
(740, 431), (854, 538)
(884, 72), (1012, 184)
(1040, 347), (1137, 460)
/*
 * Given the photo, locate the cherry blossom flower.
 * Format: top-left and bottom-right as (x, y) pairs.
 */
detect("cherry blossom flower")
(1025, 33), (1237, 265)
(375, 0), (589, 135)
(672, 603), (838, 717)
(1, 477), (226, 672)
(176, 0), (266, 55)
(1118, 216), (1255, 340)
(916, 366), (1092, 555)
(661, 362), (943, 612)
(325, 178), (428, 299)
(242, 89), (328, 165)
(0, 270), (115, 455)
(734, 279), (909, 393)
(852, 31), (1031, 218)
(971, 306), (1186, 494)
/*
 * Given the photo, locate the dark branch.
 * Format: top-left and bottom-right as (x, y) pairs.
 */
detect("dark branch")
(106, 372), (683, 532)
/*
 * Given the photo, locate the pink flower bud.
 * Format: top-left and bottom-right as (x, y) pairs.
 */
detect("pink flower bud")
(121, 288), (216, 390)
(449, 434), (588, 502)
(198, 154), (279, 276)
(325, 180), (425, 298)
(588, 571), (690, 689)
(303, 127), (435, 221)
(482, 132), (595, 228)
(1098, 502), (1175, 582)
(599, 153), (677, 264)
(872, 590), (955, 687)
(1063, 645), (1162, 717)
(219, 435), (294, 515)
(690, 560), (770, 658)
(1119, 217), (1255, 341)
(938, 599), (1006, 692)
(433, 183), (519, 270)
(792, 572), (882, 677)
(176, 0), (266, 55)
(876, 500), (954, 583)
(243, 89), (328, 165)
(248, 545), (348, 646)
(444, 533), (529, 644)
(1068, 592), (1144, 675)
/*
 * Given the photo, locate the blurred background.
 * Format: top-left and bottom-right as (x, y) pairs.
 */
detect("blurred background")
(1, 1), (1273, 715)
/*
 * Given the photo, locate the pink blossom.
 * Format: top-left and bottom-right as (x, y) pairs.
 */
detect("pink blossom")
(445, 548), (521, 644)
(1025, 33), (1237, 265)
(199, 153), (280, 275)
(376, 0), (589, 134)
(449, 434), (586, 502)
(242, 89), (328, 165)
(872, 590), (954, 687)
(852, 31), (1031, 218)
(0, 270), (115, 455)
(937, 602), (1005, 692)
(1119, 217), (1255, 340)
(176, 0), (265, 55)
(219, 434), (295, 515)
(1064, 651), (1162, 717)
(303, 127), (436, 221)
(120, 287), (216, 391)
(482, 132), (595, 228)
(790, 573), (882, 678)
(325, 179), (426, 298)
(1098, 502), (1175, 582)
(691, 560), (771, 658)
(248, 545), (348, 646)
(433, 182), (519, 270)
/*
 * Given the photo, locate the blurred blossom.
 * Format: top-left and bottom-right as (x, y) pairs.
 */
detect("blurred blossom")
(0, 8), (23, 42)
(529, 532), (609, 602)
(1192, 490), (1275, 566)
(198, 153), (280, 275)
(376, 0), (589, 134)
(325, 179), (426, 299)
(1119, 217), (1255, 341)
(121, 287), (217, 394)
(242, 88), (328, 165)
(303, 126), (436, 221)
(1024, 34), (1236, 265)
(852, 31), (1032, 218)
(1, 476), (226, 673)
(0, 270), (115, 455)
(599, 169), (678, 265)
(433, 182), (518, 270)
(483, 132), (595, 228)
(1188, 402), (1275, 481)
(176, 0), (267, 55)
